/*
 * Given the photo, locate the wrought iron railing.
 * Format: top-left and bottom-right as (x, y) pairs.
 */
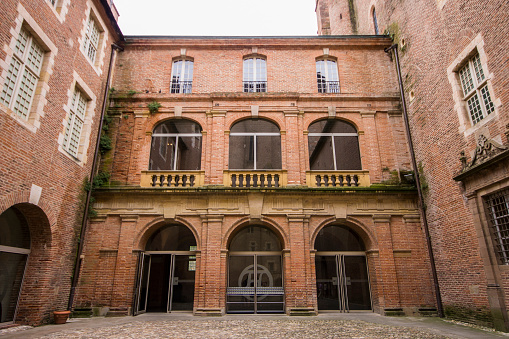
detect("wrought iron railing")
(317, 81), (340, 93)
(224, 170), (287, 188)
(306, 171), (370, 187)
(170, 81), (193, 94)
(243, 81), (267, 93)
(140, 171), (205, 187)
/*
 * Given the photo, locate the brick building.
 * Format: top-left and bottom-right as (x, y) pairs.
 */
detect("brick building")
(71, 35), (438, 318)
(316, 0), (509, 330)
(0, 0), (122, 325)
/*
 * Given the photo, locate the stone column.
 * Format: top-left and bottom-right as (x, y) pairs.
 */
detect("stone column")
(195, 214), (224, 315)
(286, 214), (316, 315)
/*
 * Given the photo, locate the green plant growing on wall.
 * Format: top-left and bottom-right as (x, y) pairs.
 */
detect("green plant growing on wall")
(127, 90), (136, 96)
(148, 101), (162, 113)
(99, 134), (112, 154)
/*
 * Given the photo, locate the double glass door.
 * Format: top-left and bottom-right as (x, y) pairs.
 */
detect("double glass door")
(227, 253), (284, 313)
(315, 254), (371, 311)
(135, 252), (196, 313)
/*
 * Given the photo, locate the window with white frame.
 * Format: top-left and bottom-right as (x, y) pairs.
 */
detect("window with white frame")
(484, 188), (509, 265)
(170, 59), (194, 94)
(0, 27), (44, 120)
(316, 59), (339, 93)
(459, 53), (495, 125)
(83, 16), (101, 64)
(243, 57), (267, 93)
(63, 88), (88, 157)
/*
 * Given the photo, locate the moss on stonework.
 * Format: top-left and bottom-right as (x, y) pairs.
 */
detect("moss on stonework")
(384, 22), (401, 45)
(347, 0), (358, 34)
(444, 305), (494, 329)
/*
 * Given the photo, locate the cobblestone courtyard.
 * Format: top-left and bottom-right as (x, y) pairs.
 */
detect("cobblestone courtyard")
(2, 313), (508, 339)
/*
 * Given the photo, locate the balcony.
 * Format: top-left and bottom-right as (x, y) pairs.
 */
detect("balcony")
(306, 171), (370, 187)
(317, 81), (340, 93)
(140, 171), (205, 188)
(243, 81), (267, 93)
(170, 81), (193, 94)
(224, 170), (288, 188)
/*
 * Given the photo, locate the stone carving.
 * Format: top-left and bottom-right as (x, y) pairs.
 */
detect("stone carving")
(461, 135), (507, 170)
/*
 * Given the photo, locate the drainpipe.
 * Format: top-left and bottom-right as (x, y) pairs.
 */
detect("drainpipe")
(68, 43), (124, 311)
(384, 44), (444, 318)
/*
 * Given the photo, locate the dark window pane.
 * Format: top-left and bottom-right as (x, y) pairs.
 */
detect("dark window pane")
(229, 135), (254, 169)
(308, 119), (357, 134)
(229, 225), (282, 251)
(176, 136), (202, 170)
(314, 225), (365, 251)
(0, 207), (30, 249)
(256, 136), (281, 169)
(153, 120), (202, 134)
(334, 136), (362, 170)
(149, 136), (176, 170)
(145, 225), (196, 251)
(309, 136), (334, 170)
(231, 119), (279, 133)
(0, 252), (28, 322)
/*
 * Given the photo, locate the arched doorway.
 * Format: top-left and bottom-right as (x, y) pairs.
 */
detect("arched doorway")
(134, 224), (197, 313)
(0, 207), (30, 323)
(227, 225), (284, 313)
(314, 225), (371, 311)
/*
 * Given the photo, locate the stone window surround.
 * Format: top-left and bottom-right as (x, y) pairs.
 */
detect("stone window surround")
(45, 0), (71, 23)
(78, 0), (109, 76)
(447, 34), (501, 137)
(0, 3), (58, 134)
(57, 71), (97, 166)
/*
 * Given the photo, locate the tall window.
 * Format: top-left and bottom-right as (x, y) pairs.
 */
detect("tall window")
(308, 119), (361, 170)
(372, 8), (379, 35)
(149, 120), (202, 170)
(229, 119), (281, 170)
(1, 28), (44, 120)
(170, 59), (194, 94)
(316, 59), (339, 93)
(63, 88), (88, 157)
(485, 188), (509, 265)
(459, 53), (495, 125)
(243, 57), (267, 92)
(83, 16), (101, 63)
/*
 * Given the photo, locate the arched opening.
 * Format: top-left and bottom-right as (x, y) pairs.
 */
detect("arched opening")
(0, 206), (30, 323)
(134, 224), (197, 314)
(314, 225), (371, 312)
(227, 225), (284, 313)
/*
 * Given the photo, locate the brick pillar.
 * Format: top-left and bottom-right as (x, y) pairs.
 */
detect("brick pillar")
(360, 111), (383, 183)
(284, 110), (301, 185)
(195, 214), (224, 315)
(110, 214), (139, 314)
(208, 110), (226, 185)
(372, 214), (402, 313)
(286, 214), (316, 315)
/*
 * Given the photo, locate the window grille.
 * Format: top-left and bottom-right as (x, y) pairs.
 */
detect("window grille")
(170, 60), (193, 93)
(485, 188), (509, 264)
(63, 89), (87, 157)
(243, 58), (267, 92)
(83, 17), (100, 63)
(458, 53), (494, 125)
(1, 28), (44, 120)
(316, 59), (339, 93)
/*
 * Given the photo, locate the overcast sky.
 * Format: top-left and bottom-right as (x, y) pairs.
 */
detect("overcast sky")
(113, 0), (318, 36)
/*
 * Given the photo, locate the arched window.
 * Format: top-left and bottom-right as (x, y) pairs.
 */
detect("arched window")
(0, 206), (30, 323)
(145, 224), (196, 251)
(170, 59), (194, 93)
(243, 57), (267, 92)
(372, 8), (379, 35)
(316, 59), (339, 93)
(229, 119), (281, 170)
(314, 225), (365, 251)
(308, 119), (361, 170)
(149, 119), (202, 170)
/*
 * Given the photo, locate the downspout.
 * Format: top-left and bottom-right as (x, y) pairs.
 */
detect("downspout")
(384, 44), (444, 318)
(68, 43), (124, 311)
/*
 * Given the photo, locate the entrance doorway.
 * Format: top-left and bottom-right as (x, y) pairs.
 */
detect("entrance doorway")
(0, 207), (30, 324)
(315, 225), (371, 311)
(134, 225), (197, 314)
(227, 225), (284, 313)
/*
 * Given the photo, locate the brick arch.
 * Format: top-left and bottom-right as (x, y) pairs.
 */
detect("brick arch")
(306, 116), (360, 133)
(0, 190), (57, 230)
(134, 216), (201, 251)
(223, 216), (289, 251)
(228, 115), (283, 131)
(310, 216), (376, 251)
(148, 116), (205, 133)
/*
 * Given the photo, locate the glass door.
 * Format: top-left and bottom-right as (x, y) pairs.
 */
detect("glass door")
(170, 254), (195, 311)
(134, 253), (151, 314)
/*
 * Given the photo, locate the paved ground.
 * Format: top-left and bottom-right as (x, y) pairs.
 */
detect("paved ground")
(1, 313), (508, 338)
